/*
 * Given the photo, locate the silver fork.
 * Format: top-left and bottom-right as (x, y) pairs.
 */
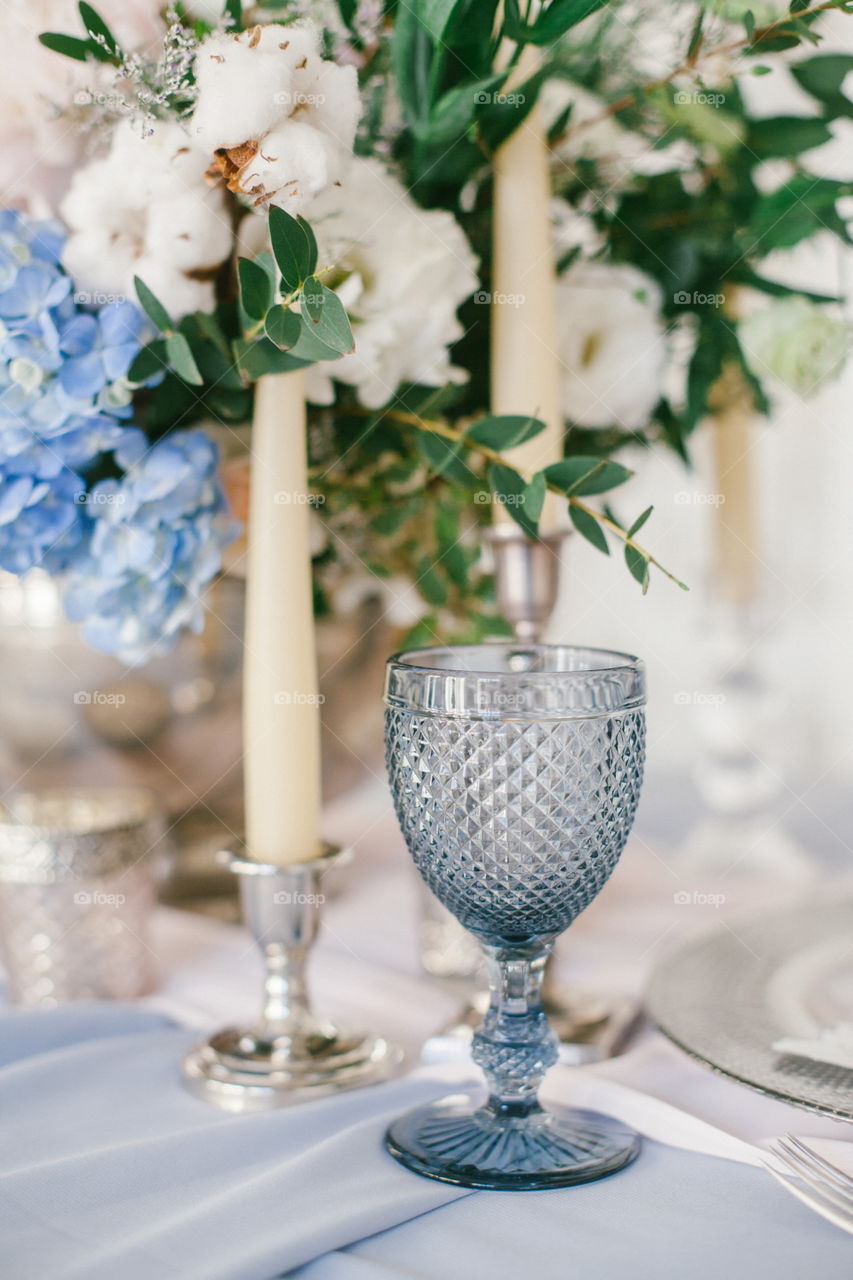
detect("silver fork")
(765, 1134), (853, 1235)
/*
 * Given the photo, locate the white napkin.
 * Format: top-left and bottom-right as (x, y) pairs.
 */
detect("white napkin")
(773, 1024), (853, 1070)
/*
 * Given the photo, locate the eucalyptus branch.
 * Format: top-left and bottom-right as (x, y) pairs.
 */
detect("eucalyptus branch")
(368, 406), (688, 590)
(553, 0), (845, 146)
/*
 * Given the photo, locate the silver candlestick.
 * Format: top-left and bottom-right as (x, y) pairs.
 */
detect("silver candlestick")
(484, 524), (567, 642)
(484, 525), (639, 1062)
(182, 845), (402, 1111)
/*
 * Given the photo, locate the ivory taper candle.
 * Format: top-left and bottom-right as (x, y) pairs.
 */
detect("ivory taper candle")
(710, 366), (758, 606)
(491, 44), (563, 528)
(243, 370), (322, 864)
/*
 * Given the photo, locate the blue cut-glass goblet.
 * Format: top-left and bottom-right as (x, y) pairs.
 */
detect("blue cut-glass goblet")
(384, 643), (646, 1190)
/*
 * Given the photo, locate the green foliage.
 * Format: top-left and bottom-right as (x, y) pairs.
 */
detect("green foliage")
(269, 208), (319, 293)
(39, 0), (853, 618)
(503, 0), (611, 45)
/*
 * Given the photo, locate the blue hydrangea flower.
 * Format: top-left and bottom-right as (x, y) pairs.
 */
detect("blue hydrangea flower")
(63, 430), (237, 665)
(0, 463), (85, 575)
(0, 210), (235, 665)
(0, 210), (155, 544)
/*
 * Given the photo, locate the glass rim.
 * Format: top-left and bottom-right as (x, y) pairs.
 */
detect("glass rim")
(384, 643), (645, 721)
(386, 642), (644, 680)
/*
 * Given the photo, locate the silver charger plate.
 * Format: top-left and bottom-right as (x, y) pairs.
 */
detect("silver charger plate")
(647, 895), (853, 1121)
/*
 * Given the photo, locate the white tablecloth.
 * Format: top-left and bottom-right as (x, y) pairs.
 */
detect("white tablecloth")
(2, 777), (852, 1278)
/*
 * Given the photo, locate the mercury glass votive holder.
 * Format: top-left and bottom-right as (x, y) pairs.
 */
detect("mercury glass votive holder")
(0, 787), (165, 1006)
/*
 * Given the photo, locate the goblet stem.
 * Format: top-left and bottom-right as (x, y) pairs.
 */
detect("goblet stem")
(472, 941), (559, 1118)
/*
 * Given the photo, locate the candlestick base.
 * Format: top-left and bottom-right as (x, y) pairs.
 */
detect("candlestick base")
(182, 846), (402, 1111)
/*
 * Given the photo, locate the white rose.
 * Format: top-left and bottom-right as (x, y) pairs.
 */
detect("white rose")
(61, 120), (232, 320)
(739, 297), (849, 397)
(281, 157), (480, 408)
(556, 261), (666, 430)
(189, 22), (360, 214)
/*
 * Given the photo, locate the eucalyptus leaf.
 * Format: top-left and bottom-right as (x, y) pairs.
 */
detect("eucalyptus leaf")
(233, 337), (307, 381)
(624, 545), (650, 593)
(265, 305), (301, 350)
(38, 32), (93, 61)
(504, 0), (609, 44)
(134, 277), (173, 333)
(569, 504), (609, 554)
(746, 176), (851, 253)
(78, 3), (118, 56)
(747, 115), (833, 157)
(237, 258), (273, 323)
(303, 285), (354, 355)
(466, 414), (546, 450)
(419, 432), (477, 485)
(269, 206), (315, 292)
(165, 332), (203, 385)
(487, 463), (538, 537)
(627, 505), (654, 537)
(523, 473), (547, 527)
(127, 340), (167, 385)
(301, 275), (324, 324)
(543, 457), (633, 496)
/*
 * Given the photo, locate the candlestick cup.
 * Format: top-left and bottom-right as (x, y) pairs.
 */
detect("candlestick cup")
(384, 644), (646, 1189)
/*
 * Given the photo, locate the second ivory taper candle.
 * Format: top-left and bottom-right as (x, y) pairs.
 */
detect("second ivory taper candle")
(490, 45), (564, 528)
(243, 370), (323, 865)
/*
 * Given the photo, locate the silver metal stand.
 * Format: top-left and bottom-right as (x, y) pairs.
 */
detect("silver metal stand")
(485, 524), (640, 1062)
(485, 524), (567, 642)
(182, 845), (402, 1111)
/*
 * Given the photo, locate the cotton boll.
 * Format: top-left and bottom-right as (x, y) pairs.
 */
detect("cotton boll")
(556, 261), (665, 430)
(61, 230), (142, 303)
(61, 120), (232, 320)
(191, 30), (296, 152)
(190, 21), (360, 213)
(300, 61), (360, 151)
(146, 190), (232, 271)
(239, 119), (341, 212)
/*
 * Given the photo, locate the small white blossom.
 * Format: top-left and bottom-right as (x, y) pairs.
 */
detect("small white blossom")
(61, 120), (232, 320)
(189, 22), (360, 214)
(556, 260), (666, 430)
(739, 297), (849, 397)
(542, 79), (695, 190)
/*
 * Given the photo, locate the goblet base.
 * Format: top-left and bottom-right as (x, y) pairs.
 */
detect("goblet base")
(385, 1097), (640, 1190)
